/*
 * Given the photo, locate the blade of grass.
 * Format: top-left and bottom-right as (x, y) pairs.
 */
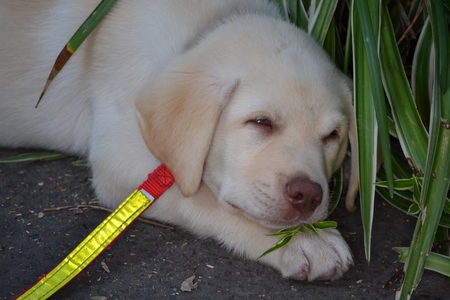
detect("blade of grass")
(376, 172), (450, 228)
(411, 19), (434, 127)
(395, 247), (450, 277)
(355, 0), (394, 198)
(258, 235), (294, 259)
(311, 221), (337, 230)
(387, 117), (398, 138)
(296, 0), (309, 30)
(71, 160), (89, 167)
(379, 2), (429, 173)
(351, 0), (377, 262)
(259, 221), (338, 258)
(328, 168), (344, 216)
(36, 0), (119, 107)
(0, 151), (67, 163)
(343, 15), (352, 75)
(411, 19), (432, 128)
(322, 18), (337, 61)
(275, 0), (308, 30)
(374, 178), (415, 190)
(428, 4), (449, 93)
(308, 0), (339, 46)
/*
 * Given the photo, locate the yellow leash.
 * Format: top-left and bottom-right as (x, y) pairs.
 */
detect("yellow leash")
(15, 164), (174, 300)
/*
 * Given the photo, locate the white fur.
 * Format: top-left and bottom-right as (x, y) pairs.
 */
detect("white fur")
(0, 0), (356, 280)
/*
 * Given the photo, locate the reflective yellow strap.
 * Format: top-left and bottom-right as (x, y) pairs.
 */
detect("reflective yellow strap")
(17, 190), (152, 300)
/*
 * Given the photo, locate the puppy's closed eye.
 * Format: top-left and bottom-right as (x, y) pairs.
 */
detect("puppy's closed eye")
(250, 118), (272, 128)
(250, 118), (272, 129)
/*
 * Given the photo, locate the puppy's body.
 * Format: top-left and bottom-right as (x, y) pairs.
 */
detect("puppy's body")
(0, 0), (357, 280)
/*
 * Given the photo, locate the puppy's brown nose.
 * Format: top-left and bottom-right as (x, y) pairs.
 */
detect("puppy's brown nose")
(286, 178), (322, 214)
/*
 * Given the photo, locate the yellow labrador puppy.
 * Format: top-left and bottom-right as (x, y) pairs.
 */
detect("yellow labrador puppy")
(0, 0), (358, 281)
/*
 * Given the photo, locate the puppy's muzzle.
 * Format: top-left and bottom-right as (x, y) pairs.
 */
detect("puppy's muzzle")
(286, 177), (322, 220)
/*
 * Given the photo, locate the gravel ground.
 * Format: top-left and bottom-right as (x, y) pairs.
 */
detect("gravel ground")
(1, 147), (449, 300)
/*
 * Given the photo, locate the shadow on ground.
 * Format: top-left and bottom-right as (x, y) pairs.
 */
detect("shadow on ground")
(1, 148), (449, 300)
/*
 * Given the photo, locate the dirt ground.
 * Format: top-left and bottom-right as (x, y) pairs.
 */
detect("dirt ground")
(1, 147), (449, 300)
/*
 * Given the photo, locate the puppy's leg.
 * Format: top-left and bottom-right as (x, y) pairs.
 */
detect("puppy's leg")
(146, 185), (353, 281)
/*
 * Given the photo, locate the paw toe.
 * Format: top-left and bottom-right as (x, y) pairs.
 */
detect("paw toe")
(289, 263), (309, 280)
(314, 262), (340, 281)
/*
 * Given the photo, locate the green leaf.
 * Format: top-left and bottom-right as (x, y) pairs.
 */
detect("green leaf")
(328, 168), (343, 216)
(303, 224), (319, 235)
(376, 181), (450, 228)
(258, 235), (294, 258)
(397, 1), (450, 298)
(411, 19), (433, 128)
(412, 175), (421, 205)
(71, 160), (89, 167)
(0, 151), (67, 163)
(275, 0), (308, 30)
(308, 0), (339, 46)
(379, 1), (429, 173)
(426, 3), (449, 93)
(375, 178), (415, 191)
(387, 117), (398, 138)
(408, 203), (421, 215)
(355, 0), (394, 198)
(311, 221), (337, 230)
(351, 0), (378, 263)
(36, 0), (119, 106)
(395, 247), (450, 277)
(322, 18), (337, 61)
(261, 221), (337, 257)
(342, 15), (352, 75)
(377, 171), (450, 228)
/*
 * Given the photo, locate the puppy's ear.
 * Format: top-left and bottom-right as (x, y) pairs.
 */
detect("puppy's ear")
(345, 101), (359, 212)
(136, 64), (240, 197)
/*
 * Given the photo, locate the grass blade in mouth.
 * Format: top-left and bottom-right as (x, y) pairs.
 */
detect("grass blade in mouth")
(259, 221), (337, 258)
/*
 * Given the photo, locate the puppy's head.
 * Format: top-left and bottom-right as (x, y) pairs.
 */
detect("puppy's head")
(136, 15), (358, 229)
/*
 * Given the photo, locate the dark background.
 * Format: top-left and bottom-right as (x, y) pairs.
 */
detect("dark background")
(1, 147), (449, 299)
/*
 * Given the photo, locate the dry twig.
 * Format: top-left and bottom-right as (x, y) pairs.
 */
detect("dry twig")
(397, 1), (426, 45)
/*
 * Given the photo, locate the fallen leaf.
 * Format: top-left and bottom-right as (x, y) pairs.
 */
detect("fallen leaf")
(180, 275), (198, 292)
(101, 261), (110, 273)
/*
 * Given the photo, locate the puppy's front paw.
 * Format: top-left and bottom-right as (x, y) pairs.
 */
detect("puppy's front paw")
(260, 228), (353, 281)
